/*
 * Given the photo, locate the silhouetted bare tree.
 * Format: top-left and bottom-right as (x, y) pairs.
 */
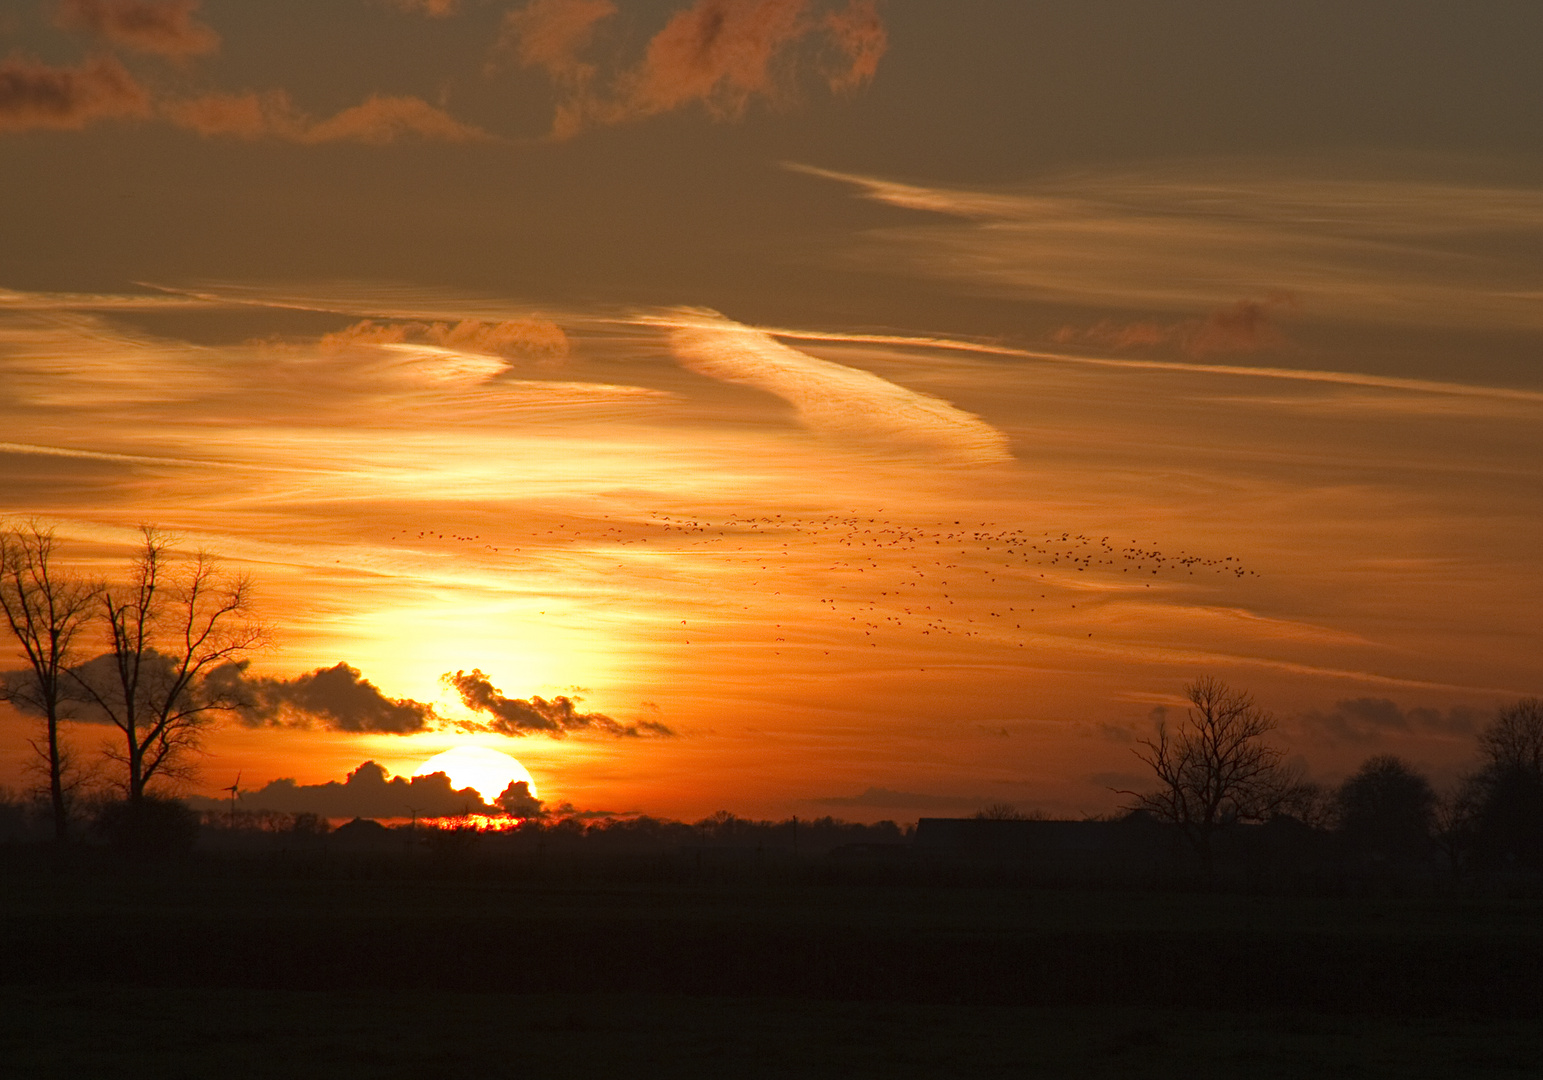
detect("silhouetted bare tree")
(1477, 698), (1543, 776)
(975, 802), (1037, 820)
(71, 529), (265, 805)
(1468, 698), (1543, 871)
(1120, 676), (1303, 880)
(0, 522), (98, 841)
(1433, 780), (1481, 877)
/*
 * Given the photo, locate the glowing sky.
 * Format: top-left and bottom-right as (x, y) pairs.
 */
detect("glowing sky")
(2, 1), (1541, 819)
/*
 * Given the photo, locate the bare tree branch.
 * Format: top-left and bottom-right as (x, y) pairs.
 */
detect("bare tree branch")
(1116, 676), (1303, 880)
(0, 520), (99, 841)
(68, 527), (267, 804)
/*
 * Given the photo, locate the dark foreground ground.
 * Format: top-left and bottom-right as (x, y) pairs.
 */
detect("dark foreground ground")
(5, 986), (1540, 1080)
(2, 852), (1540, 1078)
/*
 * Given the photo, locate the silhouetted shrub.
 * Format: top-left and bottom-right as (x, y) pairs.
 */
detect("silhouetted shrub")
(1472, 767), (1543, 872)
(1335, 755), (1435, 863)
(0, 788), (29, 843)
(94, 796), (200, 855)
(1469, 699), (1543, 872)
(291, 812), (329, 837)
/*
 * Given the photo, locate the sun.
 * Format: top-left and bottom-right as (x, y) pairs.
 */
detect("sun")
(413, 746), (538, 803)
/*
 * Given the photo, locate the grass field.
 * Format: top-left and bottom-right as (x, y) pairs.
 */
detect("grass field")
(3, 987), (1541, 1079)
(2, 853), (1540, 1076)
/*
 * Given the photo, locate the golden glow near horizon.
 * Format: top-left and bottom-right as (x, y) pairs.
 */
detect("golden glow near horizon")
(1, 278), (1538, 822)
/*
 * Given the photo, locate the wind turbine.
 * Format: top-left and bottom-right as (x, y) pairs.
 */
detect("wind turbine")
(223, 772), (242, 827)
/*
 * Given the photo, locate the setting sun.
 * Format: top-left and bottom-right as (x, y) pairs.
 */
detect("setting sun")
(413, 746), (537, 804)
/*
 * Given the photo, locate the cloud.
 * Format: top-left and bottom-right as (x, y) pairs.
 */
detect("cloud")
(787, 163), (1543, 334)
(0, 60), (490, 143)
(320, 318), (570, 360)
(1095, 723), (1137, 744)
(210, 661), (439, 734)
(6, 648), (254, 727)
(445, 668), (674, 738)
(611, 0), (809, 120)
(161, 90), (494, 144)
(158, 88), (305, 139)
(54, 0), (220, 58)
(665, 311), (1012, 464)
(205, 760), (503, 819)
(503, 0), (887, 138)
(302, 93), (493, 145)
(389, 0), (460, 16)
(0, 53), (151, 132)
(807, 786), (986, 811)
(495, 779), (543, 817)
(821, 0), (884, 92)
(1052, 297), (1296, 359)
(493, 0), (616, 85)
(1297, 697), (1483, 745)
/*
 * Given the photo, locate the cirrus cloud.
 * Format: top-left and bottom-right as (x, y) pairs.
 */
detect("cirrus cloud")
(388, 0), (460, 16)
(665, 310), (1012, 465)
(1051, 297), (1297, 359)
(320, 317), (570, 360)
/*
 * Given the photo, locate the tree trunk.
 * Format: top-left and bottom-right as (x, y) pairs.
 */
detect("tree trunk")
(45, 707), (67, 842)
(1191, 824), (1217, 889)
(126, 731), (145, 806)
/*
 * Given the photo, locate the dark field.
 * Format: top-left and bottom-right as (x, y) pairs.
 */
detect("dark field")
(2, 854), (1541, 1077)
(5, 987), (1540, 1080)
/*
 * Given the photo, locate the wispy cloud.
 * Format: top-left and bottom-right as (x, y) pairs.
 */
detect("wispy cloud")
(821, 0), (884, 92)
(1052, 296), (1296, 359)
(788, 162), (1543, 333)
(502, 0), (888, 138)
(1296, 697), (1483, 746)
(161, 90), (495, 144)
(320, 317), (569, 360)
(0, 53), (151, 131)
(54, 0), (220, 58)
(388, 0), (460, 16)
(298, 93), (493, 145)
(755, 325), (1543, 406)
(0, 287), (214, 310)
(663, 310), (1012, 464)
(4, 2), (490, 143)
(808, 785), (987, 811)
(492, 0), (616, 86)
(0, 59), (491, 142)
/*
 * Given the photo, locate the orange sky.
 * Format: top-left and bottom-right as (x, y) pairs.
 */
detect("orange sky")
(2, 1), (1541, 820)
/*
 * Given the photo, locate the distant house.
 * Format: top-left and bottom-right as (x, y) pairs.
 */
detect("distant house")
(913, 813), (1345, 889)
(913, 814), (1175, 881)
(330, 817), (394, 848)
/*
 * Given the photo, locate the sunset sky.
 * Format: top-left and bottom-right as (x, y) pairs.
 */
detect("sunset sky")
(2, 0), (1541, 821)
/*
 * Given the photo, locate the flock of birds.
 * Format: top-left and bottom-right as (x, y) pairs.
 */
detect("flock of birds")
(390, 511), (1257, 658)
